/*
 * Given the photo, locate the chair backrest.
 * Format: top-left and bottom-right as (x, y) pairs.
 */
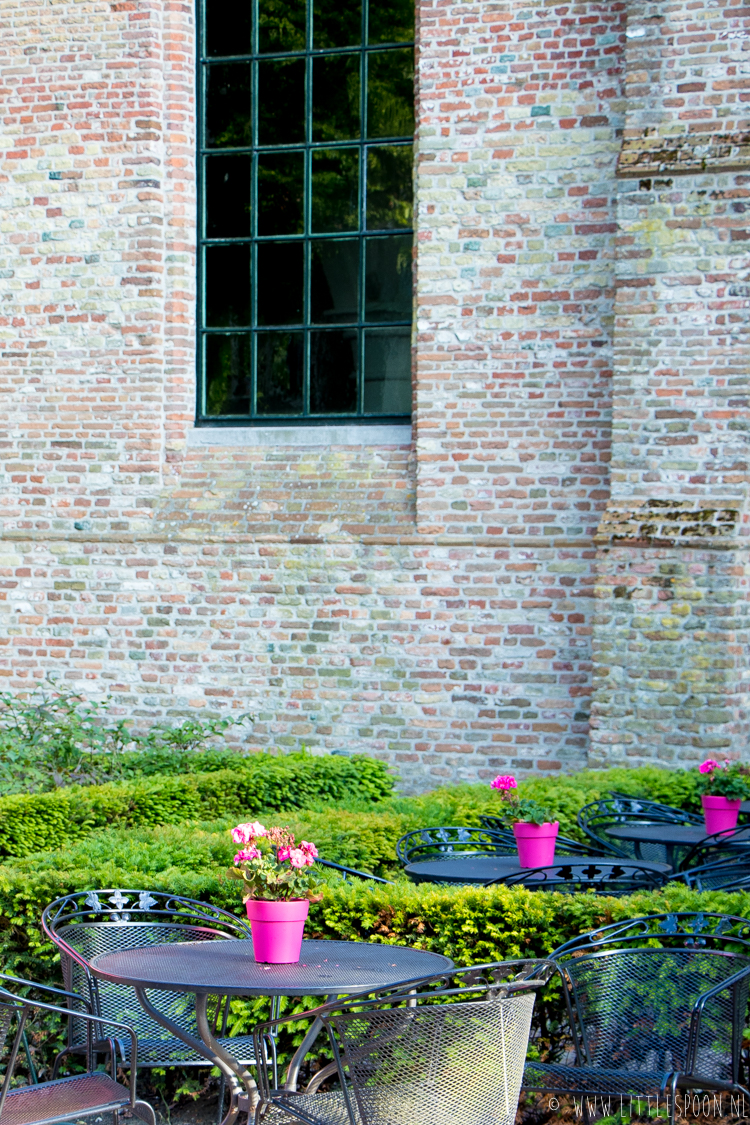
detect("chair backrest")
(478, 817), (600, 857)
(559, 946), (750, 1083)
(577, 797), (699, 863)
(673, 856), (750, 891)
(607, 793), (703, 825)
(42, 890), (250, 1054)
(395, 827), (508, 865)
(677, 826), (750, 872)
(497, 860), (665, 895)
(549, 910), (750, 958)
(325, 967), (540, 1125)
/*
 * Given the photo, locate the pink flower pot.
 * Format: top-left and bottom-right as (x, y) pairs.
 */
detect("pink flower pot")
(513, 821), (559, 868)
(245, 899), (310, 963)
(701, 795), (741, 836)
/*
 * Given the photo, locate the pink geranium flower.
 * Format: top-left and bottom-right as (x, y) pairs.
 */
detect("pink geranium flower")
(289, 848), (313, 869)
(699, 760), (718, 775)
(234, 847), (260, 864)
(491, 775), (517, 791)
(276, 846), (292, 862)
(231, 821), (267, 845)
(300, 840), (318, 859)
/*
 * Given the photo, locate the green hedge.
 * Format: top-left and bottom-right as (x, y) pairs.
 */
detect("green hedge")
(0, 753), (393, 859)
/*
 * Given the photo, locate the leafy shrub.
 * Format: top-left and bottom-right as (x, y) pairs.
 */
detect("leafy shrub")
(0, 753), (394, 859)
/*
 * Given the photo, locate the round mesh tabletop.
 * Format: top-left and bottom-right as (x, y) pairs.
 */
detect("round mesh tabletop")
(90, 939), (453, 997)
(606, 825), (708, 846)
(405, 854), (670, 884)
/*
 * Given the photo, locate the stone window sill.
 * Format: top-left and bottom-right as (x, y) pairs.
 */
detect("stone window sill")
(188, 424), (412, 448)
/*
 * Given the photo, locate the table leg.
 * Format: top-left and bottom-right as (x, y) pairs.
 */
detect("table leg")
(283, 996), (334, 1092)
(134, 988), (258, 1125)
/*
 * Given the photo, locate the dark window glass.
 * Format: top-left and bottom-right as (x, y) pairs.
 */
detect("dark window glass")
(199, 0), (413, 421)
(366, 146), (412, 229)
(205, 156), (252, 237)
(365, 235), (411, 322)
(257, 242), (304, 325)
(257, 332), (304, 414)
(259, 0), (306, 52)
(364, 327), (410, 413)
(205, 335), (251, 415)
(206, 0), (252, 57)
(313, 0), (361, 48)
(205, 64), (252, 148)
(311, 239), (359, 323)
(205, 245), (251, 326)
(258, 59), (305, 145)
(367, 49), (413, 138)
(312, 56), (360, 142)
(257, 152), (305, 236)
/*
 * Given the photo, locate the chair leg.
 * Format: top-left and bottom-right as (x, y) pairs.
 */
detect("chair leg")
(216, 1072), (226, 1125)
(134, 1099), (158, 1125)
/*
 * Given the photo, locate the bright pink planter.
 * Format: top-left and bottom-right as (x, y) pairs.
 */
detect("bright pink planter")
(701, 795), (741, 836)
(513, 821), (559, 868)
(245, 899), (310, 963)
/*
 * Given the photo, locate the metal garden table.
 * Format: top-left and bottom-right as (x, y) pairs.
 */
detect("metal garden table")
(89, 938), (453, 1124)
(404, 854), (670, 885)
(605, 823), (708, 868)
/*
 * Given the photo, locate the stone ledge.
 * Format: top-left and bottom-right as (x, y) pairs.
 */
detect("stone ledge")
(596, 499), (742, 548)
(188, 423), (413, 448)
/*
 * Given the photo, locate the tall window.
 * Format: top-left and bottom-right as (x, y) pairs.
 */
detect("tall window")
(198, 0), (414, 423)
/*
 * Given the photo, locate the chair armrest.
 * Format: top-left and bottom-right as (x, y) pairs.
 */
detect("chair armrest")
(685, 963), (750, 1077)
(0, 974), (91, 1012)
(315, 858), (394, 885)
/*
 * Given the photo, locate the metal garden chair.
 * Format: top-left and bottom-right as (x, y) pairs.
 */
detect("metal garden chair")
(523, 911), (750, 1125)
(486, 859), (666, 895)
(669, 855), (750, 891)
(395, 825), (507, 865)
(252, 960), (553, 1125)
(0, 971), (156, 1125)
(316, 858), (394, 884)
(478, 816), (600, 856)
(41, 889), (257, 1119)
(676, 825), (750, 872)
(577, 795), (701, 864)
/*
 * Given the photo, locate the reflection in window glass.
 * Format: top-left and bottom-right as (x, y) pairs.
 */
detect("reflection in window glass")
(199, 0), (413, 421)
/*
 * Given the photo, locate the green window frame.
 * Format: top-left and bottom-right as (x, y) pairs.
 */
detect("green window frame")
(197, 0), (415, 423)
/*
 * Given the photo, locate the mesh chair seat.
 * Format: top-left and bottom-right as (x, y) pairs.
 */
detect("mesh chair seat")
(0, 1072), (131, 1125)
(524, 1061), (685, 1098)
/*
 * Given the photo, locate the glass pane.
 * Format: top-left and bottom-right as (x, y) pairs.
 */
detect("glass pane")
(368, 0), (414, 44)
(257, 332), (304, 414)
(259, 0), (306, 53)
(205, 245), (251, 326)
(366, 145), (412, 229)
(257, 242), (304, 325)
(313, 0), (361, 48)
(205, 63), (252, 148)
(364, 327), (411, 413)
(311, 239), (359, 324)
(312, 56), (360, 142)
(205, 0), (251, 57)
(258, 59), (305, 145)
(367, 49), (413, 138)
(257, 152), (304, 235)
(205, 156), (251, 238)
(365, 235), (411, 322)
(310, 330), (358, 414)
(312, 148), (359, 232)
(205, 334), (251, 415)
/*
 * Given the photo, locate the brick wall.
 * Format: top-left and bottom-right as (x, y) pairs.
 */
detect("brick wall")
(0, 0), (744, 789)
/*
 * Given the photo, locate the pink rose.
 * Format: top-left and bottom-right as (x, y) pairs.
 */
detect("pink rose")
(491, 775), (517, 791)
(234, 847), (260, 864)
(289, 848), (310, 869)
(300, 840), (318, 859)
(699, 760), (718, 775)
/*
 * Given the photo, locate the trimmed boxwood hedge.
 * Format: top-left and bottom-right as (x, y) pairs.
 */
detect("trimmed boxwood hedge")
(0, 752), (393, 859)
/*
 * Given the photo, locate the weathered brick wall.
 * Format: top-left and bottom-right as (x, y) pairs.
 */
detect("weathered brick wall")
(589, 0), (750, 767)
(4, 0), (743, 787)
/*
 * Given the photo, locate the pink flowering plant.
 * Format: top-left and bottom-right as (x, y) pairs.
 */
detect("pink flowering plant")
(489, 775), (553, 826)
(228, 821), (321, 902)
(697, 759), (750, 800)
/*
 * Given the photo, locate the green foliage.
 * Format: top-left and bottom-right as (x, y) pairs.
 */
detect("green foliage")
(0, 753), (394, 859)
